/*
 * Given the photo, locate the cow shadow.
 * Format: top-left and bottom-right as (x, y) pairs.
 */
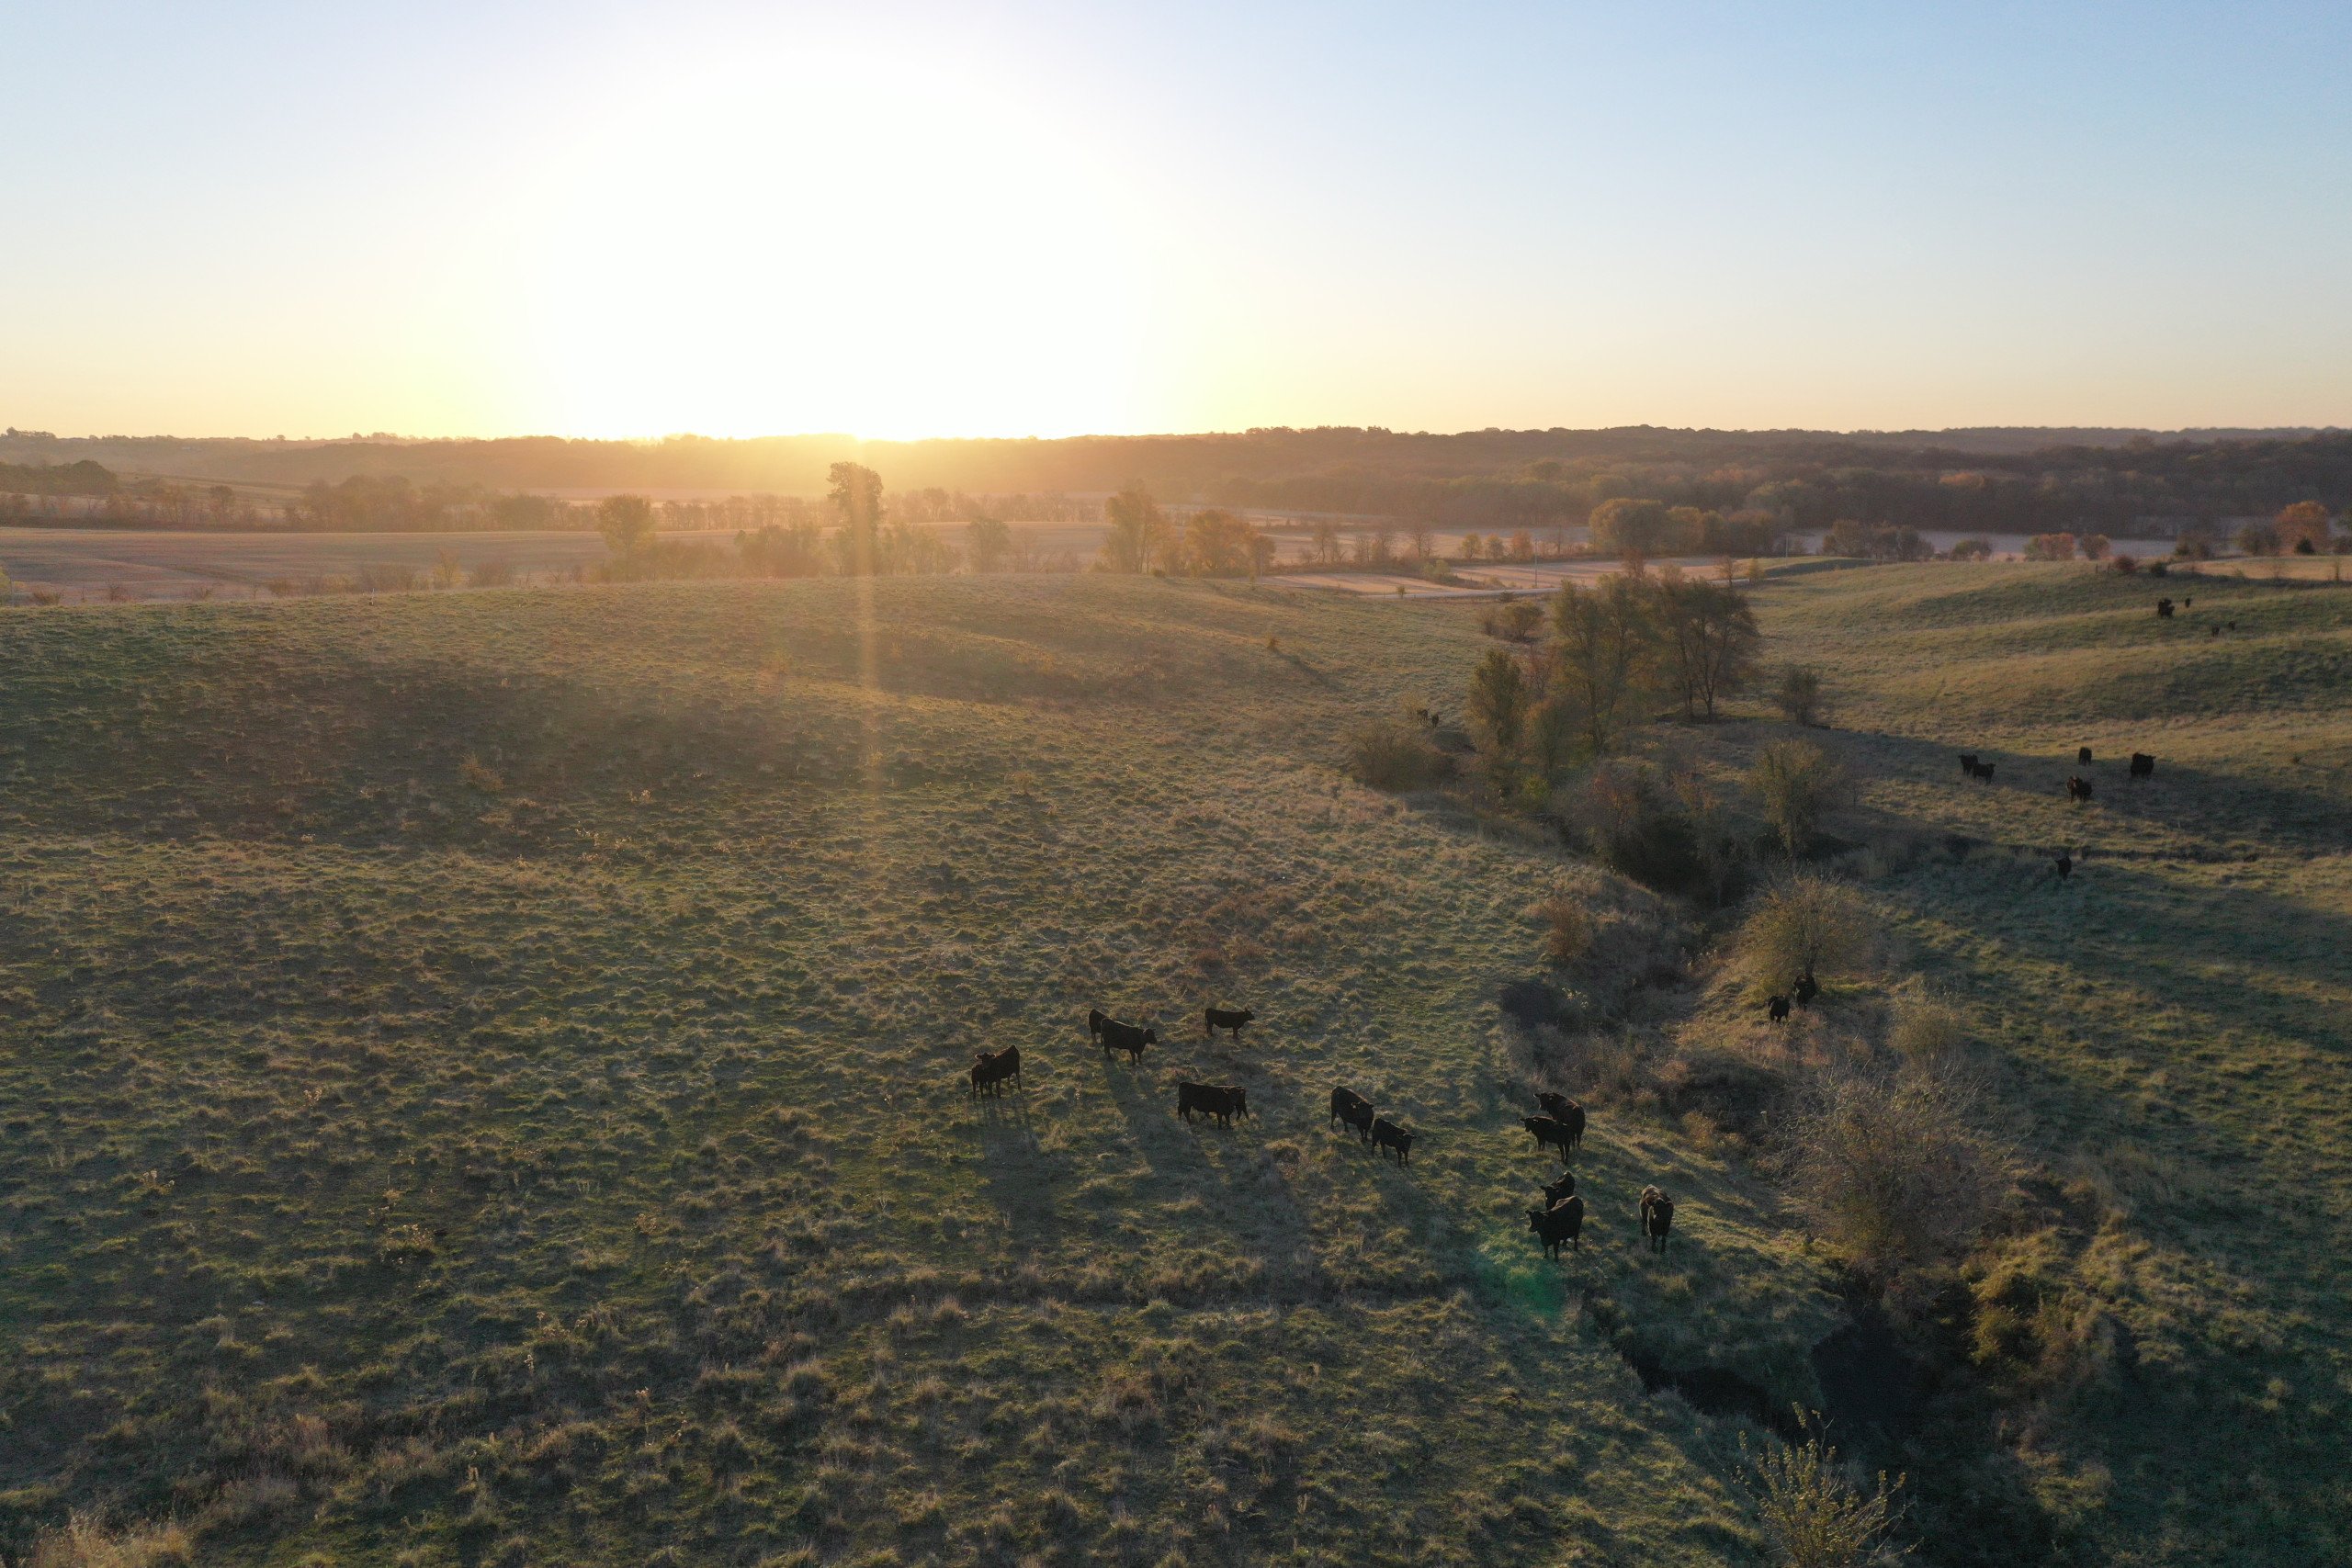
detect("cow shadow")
(1095, 1053), (1321, 1282)
(962, 1077), (1064, 1247)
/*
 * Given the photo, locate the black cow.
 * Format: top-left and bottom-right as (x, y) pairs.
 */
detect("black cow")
(2066, 775), (2094, 803)
(1177, 1081), (1248, 1125)
(1370, 1117), (1416, 1165)
(1535, 1090), (1574, 1122)
(1767, 994), (1791, 1023)
(2183, 597), (2193, 608)
(2054, 852), (2074, 882)
(2228, 621), (2238, 631)
(1204, 1006), (1256, 1040)
(2156, 598), (2174, 618)
(2078, 746), (2094, 764)
(1639, 1186), (1676, 1254)
(2210, 626), (2220, 637)
(1958, 752), (1978, 777)
(1528, 1195), (1585, 1258)
(2130, 752), (2155, 780)
(1097, 1018), (1158, 1062)
(1087, 1008), (1109, 1043)
(1541, 1170), (1578, 1208)
(1522, 1115), (1577, 1161)
(1329, 1086), (1376, 1141)
(968, 1044), (1023, 1096)
(1792, 974), (1819, 1010)
(1971, 761), (1996, 783)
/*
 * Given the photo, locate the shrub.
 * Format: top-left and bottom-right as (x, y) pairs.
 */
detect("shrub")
(1466, 648), (1531, 769)
(356, 562), (418, 593)
(264, 577), (300, 597)
(105, 581), (132, 603)
(1740, 1418), (1908, 1568)
(1539, 897), (1590, 965)
(1751, 739), (1848, 862)
(28, 586), (62, 605)
(1773, 665), (1826, 727)
(1346, 717), (1450, 792)
(0, 564), (11, 603)
(1572, 762), (1703, 892)
(1481, 599), (1543, 641)
(1781, 1057), (2007, 1284)
(470, 558), (514, 589)
(1947, 538), (1993, 562)
(2108, 553), (2136, 574)
(1736, 874), (1873, 993)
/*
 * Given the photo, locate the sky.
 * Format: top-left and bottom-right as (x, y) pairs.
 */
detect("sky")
(6, 1), (2350, 441)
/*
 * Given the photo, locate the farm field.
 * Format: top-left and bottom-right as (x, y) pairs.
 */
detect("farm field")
(1, 564), (2348, 1566)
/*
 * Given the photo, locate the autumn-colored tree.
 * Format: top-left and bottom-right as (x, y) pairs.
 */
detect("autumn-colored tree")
(1589, 498), (1671, 558)
(1101, 487), (1168, 573)
(1183, 508), (1256, 576)
(2277, 501), (2334, 555)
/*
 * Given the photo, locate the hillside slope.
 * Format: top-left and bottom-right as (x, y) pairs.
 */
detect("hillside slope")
(1728, 563), (2352, 1564)
(0, 579), (1830, 1567)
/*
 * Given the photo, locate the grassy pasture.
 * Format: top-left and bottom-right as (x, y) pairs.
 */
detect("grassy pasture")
(1714, 563), (2352, 1562)
(0, 579), (1828, 1568)
(8, 563), (2352, 1567)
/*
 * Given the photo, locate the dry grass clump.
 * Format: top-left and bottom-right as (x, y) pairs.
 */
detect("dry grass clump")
(1886, 987), (1968, 1065)
(28, 1515), (193, 1568)
(1740, 1419), (1909, 1567)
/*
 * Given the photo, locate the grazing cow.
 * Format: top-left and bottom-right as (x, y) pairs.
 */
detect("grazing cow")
(1522, 1115), (1577, 1161)
(1767, 994), (1791, 1023)
(1329, 1086), (1376, 1141)
(1535, 1090), (1574, 1122)
(1204, 1006), (1256, 1040)
(1528, 1194), (1585, 1258)
(1097, 1018), (1158, 1062)
(968, 1044), (1023, 1096)
(1971, 761), (1996, 783)
(1177, 1081), (1248, 1126)
(1541, 1169), (1578, 1208)
(2130, 752), (2155, 780)
(1639, 1186), (1676, 1254)
(2066, 775), (2095, 803)
(2054, 852), (2074, 882)
(1370, 1117), (1416, 1165)
(1792, 974), (1819, 1010)
(1958, 752), (1978, 777)
(2078, 746), (2094, 764)
(2183, 597), (2193, 608)
(2155, 598), (2174, 618)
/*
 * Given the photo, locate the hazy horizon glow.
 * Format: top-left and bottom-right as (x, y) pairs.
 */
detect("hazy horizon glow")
(8, 2), (2351, 441)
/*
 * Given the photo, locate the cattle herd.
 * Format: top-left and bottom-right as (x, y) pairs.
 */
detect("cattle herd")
(967, 1005), (1678, 1265)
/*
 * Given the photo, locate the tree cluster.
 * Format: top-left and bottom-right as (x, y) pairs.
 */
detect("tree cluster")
(1465, 568), (1763, 795)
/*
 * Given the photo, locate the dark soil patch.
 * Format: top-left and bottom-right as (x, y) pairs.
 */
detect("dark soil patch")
(1810, 1303), (1928, 1445)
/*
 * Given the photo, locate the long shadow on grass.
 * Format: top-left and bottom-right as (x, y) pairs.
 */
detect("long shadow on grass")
(967, 1085), (1061, 1247)
(1093, 1056), (1320, 1285)
(1829, 728), (2352, 856)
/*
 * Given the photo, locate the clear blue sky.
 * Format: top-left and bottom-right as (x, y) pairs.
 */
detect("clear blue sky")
(8, 1), (2348, 438)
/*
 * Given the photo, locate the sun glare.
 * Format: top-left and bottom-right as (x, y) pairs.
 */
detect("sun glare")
(519, 59), (1156, 441)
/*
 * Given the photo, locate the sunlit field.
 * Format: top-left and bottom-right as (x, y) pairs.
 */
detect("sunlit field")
(4, 563), (2351, 1566)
